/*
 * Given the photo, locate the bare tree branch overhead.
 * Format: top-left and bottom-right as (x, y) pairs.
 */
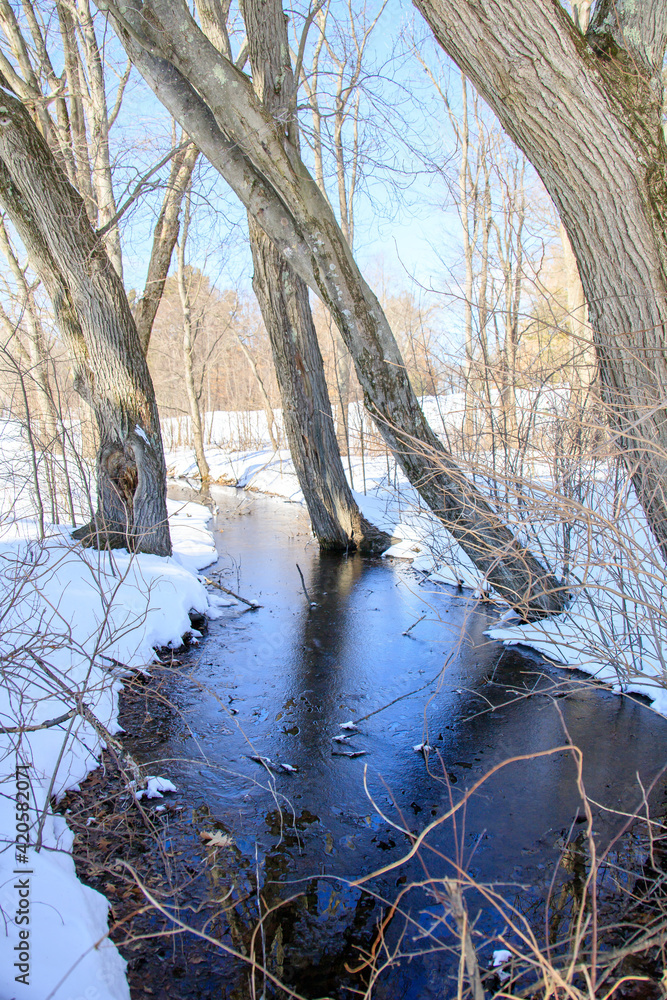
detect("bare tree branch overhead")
(96, 0), (566, 617)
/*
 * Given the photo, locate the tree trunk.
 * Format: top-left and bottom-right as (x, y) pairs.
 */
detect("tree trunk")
(250, 218), (389, 552)
(333, 332), (352, 459)
(414, 0), (667, 565)
(135, 141), (199, 354)
(177, 197), (210, 482)
(74, 0), (124, 279)
(99, 0), (565, 618)
(0, 85), (171, 555)
(238, 0), (388, 552)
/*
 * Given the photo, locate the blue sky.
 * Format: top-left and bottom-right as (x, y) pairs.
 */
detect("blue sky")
(112, 0), (467, 329)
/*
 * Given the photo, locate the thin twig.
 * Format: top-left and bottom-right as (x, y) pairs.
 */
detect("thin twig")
(353, 652), (455, 724)
(0, 707), (76, 734)
(97, 141), (192, 237)
(203, 576), (261, 609)
(402, 614), (426, 636)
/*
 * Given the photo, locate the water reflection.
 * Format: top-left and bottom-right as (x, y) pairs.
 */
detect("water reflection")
(125, 485), (667, 998)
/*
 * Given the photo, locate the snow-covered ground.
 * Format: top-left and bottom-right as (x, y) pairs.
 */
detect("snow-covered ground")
(160, 390), (571, 455)
(161, 395), (471, 453)
(0, 498), (223, 1000)
(3, 401), (667, 1000)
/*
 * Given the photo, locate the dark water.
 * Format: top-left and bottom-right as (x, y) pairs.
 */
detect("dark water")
(124, 484), (667, 998)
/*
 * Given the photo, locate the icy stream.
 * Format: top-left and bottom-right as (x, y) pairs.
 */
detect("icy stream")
(121, 484), (667, 998)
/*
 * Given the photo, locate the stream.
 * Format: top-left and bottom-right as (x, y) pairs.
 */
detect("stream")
(119, 484), (667, 998)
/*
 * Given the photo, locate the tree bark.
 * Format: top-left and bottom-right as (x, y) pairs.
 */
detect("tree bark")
(414, 0), (667, 565)
(0, 84), (171, 555)
(135, 141), (199, 354)
(177, 194), (210, 482)
(74, 0), (124, 278)
(98, 0), (565, 618)
(238, 0), (388, 553)
(250, 218), (388, 551)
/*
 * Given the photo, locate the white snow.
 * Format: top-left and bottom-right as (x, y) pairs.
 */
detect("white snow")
(0, 494), (218, 1000)
(492, 948), (513, 981)
(492, 948), (513, 966)
(135, 775), (178, 800)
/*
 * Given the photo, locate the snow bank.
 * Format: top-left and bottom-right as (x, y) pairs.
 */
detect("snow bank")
(0, 498), (217, 1000)
(486, 487), (667, 713)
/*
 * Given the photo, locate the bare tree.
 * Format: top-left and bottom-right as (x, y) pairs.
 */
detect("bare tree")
(0, 0), (206, 553)
(236, 0), (389, 552)
(97, 0), (565, 618)
(0, 86), (170, 555)
(0, 0), (198, 353)
(176, 185), (210, 482)
(414, 0), (667, 565)
(297, 0), (385, 459)
(134, 141), (199, 354)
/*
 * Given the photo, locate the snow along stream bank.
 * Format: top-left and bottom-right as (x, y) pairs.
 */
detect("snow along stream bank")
(0, 499), (224, 1000)
(167, 444), (667, 716)
(3, 430), (666, 1000)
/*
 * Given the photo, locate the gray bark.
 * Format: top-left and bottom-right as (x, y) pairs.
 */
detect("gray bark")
(250, 219), (389, 552)
(414, 0), (667, 566)
(239, 0), (387, 553)
(97, 0), (565, 618)
(135, 142), (199, 354)
(0, 84), (171, 555)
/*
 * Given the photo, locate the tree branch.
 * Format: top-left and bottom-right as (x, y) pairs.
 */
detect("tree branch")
(588, 0), (667, 76)
(96, 139), (191, 237)
(0, 708), (77, 734)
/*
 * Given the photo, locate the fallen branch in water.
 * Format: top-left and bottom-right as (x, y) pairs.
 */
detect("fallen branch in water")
(350, 651), (457, 726)
(402, 614), (426, 636)
(203, 577), (262, 609)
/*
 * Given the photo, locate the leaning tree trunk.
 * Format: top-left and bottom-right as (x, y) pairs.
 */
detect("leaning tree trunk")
(238, 0), (388, 553)
(0, 84), (171, 555)
(135, 141), (199, 354)
(414, 0), (667, 565)
(99, 0), (565, 619)
(250, 219), (389, 552)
